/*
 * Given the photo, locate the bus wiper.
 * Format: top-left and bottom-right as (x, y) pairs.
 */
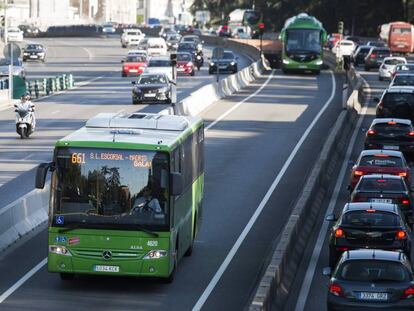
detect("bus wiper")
(58, 222), (159, 237)
(135, 225), (159, 237)
(57, 223), (86, 233)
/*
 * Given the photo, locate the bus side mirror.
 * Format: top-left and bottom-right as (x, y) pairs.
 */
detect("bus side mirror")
(35, 162), (52, 189)
(171, 172), (183, 196)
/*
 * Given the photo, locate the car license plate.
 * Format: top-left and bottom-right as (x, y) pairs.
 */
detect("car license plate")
(398, 44), (405, 48)
(93, 265), (119, 273)
(177, 68), (185, 72)
(30, 55), (37, 59)
(359, 292), (388, 300)
(129, 69), (138, 72)
(383, 145), (399, 150)
(144, 93), (156, 97)
(371, 198), (392, 203)
(299, 65), (307, 69)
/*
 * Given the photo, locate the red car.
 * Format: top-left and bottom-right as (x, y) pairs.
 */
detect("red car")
(176, 52), (195, 76)
(121, 55), (147, 77)
(349, 149), (410, 189)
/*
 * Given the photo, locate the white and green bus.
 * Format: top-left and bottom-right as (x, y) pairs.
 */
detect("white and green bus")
(36, 112), (204, 282)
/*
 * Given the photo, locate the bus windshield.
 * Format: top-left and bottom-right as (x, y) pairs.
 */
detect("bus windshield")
(51, 148), (170, 231)
(286, 29), (322, 54)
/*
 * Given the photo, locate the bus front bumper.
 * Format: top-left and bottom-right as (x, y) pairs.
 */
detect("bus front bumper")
(282, 58), (323, 71)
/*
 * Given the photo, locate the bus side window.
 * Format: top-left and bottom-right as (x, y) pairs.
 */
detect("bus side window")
(172, 147), (181, 173)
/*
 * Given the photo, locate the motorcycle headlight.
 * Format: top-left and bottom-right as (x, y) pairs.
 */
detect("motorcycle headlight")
(210, 62), (215, 66)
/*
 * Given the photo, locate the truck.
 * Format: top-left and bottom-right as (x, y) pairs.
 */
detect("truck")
(379, 22), (414, 54)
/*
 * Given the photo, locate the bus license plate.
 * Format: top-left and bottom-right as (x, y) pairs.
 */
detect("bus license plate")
(93, 265), (119, 273)
(383, 145), (399, 150)
(359, 292), (388, 300)
(299, 65), (307, 69)
(371, 198), (392, 203)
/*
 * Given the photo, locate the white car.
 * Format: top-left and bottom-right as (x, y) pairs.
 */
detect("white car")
(144, 56), (173, 81)
(102, 23), (116, 34)
(121, 29), (145, 48)
(332, 40), (355, 57)
(127, 49), (148, 59)
(147, 38), (167, 56)
(379, 57), (407, 81)
(7, 27), (23, 42)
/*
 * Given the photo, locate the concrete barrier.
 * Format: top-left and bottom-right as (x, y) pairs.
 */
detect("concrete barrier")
(248, 64), (369, 310)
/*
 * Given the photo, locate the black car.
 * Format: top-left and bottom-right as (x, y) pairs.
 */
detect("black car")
(326, 202), (411, 267)
(177, 43), (197, 56)
(351, 174), (413, 225)
(365, 118), (414, 157)
(22, 44), (46, 62)
(131, 73), (172, 105)
(375, 87), (414, 123)
(365, 47), (392, 71)
(324, 249), (414, 311)
(209, 50), (238, 74)
(352, 45), (371, 66)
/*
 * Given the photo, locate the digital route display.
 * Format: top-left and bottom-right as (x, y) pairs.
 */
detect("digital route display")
(70, 152), (152, 168)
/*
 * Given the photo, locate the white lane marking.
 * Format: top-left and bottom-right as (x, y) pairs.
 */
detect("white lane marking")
(0, 258), (47, 304)
(294, 81), (371, 311)
(205, 70), (275, 131)
(50, 110), (60, 115)
(22, 153), (34, 160)
(193, 71), (337, 311)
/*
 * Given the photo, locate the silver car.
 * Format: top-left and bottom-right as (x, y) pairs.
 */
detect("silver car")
(0, 58), (26, 79)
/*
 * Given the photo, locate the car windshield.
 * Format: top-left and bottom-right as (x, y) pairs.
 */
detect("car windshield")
(337, 260), (410, 282)
(8, 29), (20, 33)
(396, 64), (414, 71)
(286, 29), (322, 54)
(126, 56), (146, 63)
(359, 155), (403, 167)
(138, 75), (167, 84)
(358, 48), (370, 54)
(385, 59), (405, 65)
(342, 211), (400, 227)
(393, 75), (414, 86)
(26, 44), (42, 50)
(52, 148), (170, 230)
(148, 59), (170, 67)
(358, 178), (406, 193)
(177, 54), (191, 61)
(167, 35), (180, 41)
(183, 37), (197, 42)
(372, 123), (411, 135)
(383, 93), (414, 108)
(0, 58), (20, 66)
(223, 52), (235, 60)
(178, 43), (195, 50)
(374, 49), (391, 57)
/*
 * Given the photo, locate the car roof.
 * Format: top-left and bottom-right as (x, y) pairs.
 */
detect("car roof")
(148, 56), (170, 61)
(371, 118), (412, 126)
(359, 173), (404, 180)
(359, 149), (404, 158)
(386, 86), (414, 93)
(344, 202), (398, 213)
(384, 56), (406, 61)
(140, 72), (168, 77)
(342, 249), (405, 262)
(394, 72), (414, 77)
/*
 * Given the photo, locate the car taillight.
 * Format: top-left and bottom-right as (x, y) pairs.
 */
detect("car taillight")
(396, 230), (407, 239)
(401, 199), (410, 205)
(367, 129), (376, 135)
(370, 53), (377, 58)
(354, 170), (364, 176)
(398, 172), (408, 177)
(401, 286), (414, 299)
(329, 283), (344, 297)
(335, 228), (345, 238)
(408, 131), (414, 137)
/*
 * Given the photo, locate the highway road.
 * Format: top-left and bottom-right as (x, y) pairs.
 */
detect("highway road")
(0, 37), (343, 311)
(284, 66), (401, 311)
(0, 36), (251, 201)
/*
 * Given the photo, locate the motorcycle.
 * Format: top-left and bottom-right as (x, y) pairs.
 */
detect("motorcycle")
(195, 51), (204, 71)
(14, 102), (35, 139)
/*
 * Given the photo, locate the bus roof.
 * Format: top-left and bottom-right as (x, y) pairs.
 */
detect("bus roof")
(283, 13), (324, 31)
(56, 113), (203, 152)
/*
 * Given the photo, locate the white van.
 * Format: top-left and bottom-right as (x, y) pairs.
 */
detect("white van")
(147, 38), (167, 56)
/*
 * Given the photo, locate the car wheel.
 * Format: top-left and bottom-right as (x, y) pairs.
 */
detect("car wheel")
(190, 70), (195, 76)
(365, 66), (370, 71)
(314, 70), (320, 75)
(233, 66), (238, 74)
(163, 244), (177, 283)
(379, 76), (383, 81)
(122, 73), (127, 77)
(132, 99), (141, 105)
(208, 69), (213, 75)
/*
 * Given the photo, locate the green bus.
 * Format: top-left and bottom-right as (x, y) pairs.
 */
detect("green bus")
(280, 13), (327, 74)
(35, 112), (204, 282)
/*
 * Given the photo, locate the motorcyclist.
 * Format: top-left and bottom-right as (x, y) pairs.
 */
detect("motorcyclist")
(16, 92), (36, 130)
(195, 49), (204, 70)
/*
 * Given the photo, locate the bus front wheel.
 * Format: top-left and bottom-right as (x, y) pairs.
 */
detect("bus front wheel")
(164, 244), (178, 283)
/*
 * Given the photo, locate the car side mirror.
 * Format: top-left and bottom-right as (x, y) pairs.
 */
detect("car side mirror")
(171, 172), (183, 196)
(373, 97), (380, 103)
(325, 213), (337, 222)
(131, 81), (136, 85)
(35, 162), (53, 189)
(322, 267), (332, 276)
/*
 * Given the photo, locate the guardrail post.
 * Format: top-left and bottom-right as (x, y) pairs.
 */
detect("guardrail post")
(27, 80), (32, 97)
(62, 74), (67, 89)
(34, 80), (39, 98)
(55, 76), (60, 91)
(50, 78), (55, 93)
(68, 74), (74, 88)
(43, 78), (47, 96)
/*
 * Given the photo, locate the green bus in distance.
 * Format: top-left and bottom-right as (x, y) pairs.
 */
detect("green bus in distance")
(36, 112), (204, 282)
(280, 13), (327, 74)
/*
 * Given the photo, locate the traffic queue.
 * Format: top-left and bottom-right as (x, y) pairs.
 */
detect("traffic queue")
(324, 43), (414, 310)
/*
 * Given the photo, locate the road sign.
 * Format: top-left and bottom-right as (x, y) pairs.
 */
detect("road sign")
(3, 43), (21, 59)
(212, 47), (224, 59)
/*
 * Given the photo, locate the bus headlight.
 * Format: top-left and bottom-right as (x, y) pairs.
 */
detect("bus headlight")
(315, 59), (323, 65)
(283, 59), (290, 64)
(143, 250), (167, 259)
(49, 245), (72, 256)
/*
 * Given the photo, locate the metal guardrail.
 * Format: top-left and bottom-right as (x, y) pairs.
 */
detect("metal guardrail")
(25, 74), (74, 99)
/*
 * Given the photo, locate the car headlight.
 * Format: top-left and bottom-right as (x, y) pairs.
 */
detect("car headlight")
(23, 52), (29, 55)
(134, 88), (142, 93)
(143, 250), (167, 259)
(38, 52), (44, 56)
(283, 59), (290, 64)
(210, 62), (215, 66)
(158, 87), (168, 93)
(49, 245), (72, 256)
(230, 61), (236, 66)
(315, 59), (323, 65)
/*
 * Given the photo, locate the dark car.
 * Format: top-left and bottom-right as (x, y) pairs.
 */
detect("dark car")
(131, 73), (171, 105)
(393, 64), (414, 79)
(349, 149), (410, 189)
(22, 44), (46, 62)
(324, 249), (414, 311)
(365, 47), (392, 71)
(391, 73), (414, 87)
(365, 118), (414, 158)
(351, 174), (413, 225)
(352, 45), (371, 66)
(326, 202), (411, 267)
(166, 33), (181, 51)
(209, 50), (238, 74)
(177, 42), (197, 56)
(375, 87), (414, 123)
(367, 40), (387, 47)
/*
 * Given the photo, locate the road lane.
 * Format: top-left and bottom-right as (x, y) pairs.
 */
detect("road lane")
(0, 68), (342, 311)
